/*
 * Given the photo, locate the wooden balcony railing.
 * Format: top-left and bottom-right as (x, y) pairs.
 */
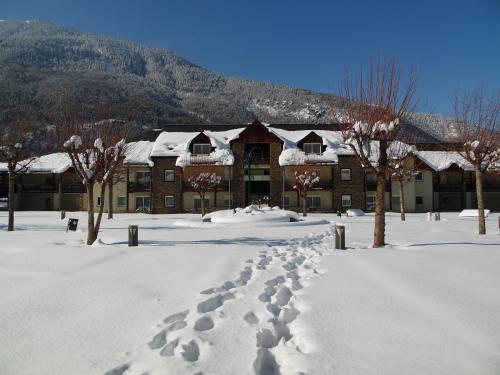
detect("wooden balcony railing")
(128, 181), (150, 191)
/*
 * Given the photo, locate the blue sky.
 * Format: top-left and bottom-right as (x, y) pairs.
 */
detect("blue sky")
(1, 0), (499, 115)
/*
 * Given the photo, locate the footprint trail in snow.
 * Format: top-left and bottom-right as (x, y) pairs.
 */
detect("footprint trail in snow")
(103, 226), (335, 375)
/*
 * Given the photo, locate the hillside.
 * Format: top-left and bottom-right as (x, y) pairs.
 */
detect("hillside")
(0, 20), (447, 154)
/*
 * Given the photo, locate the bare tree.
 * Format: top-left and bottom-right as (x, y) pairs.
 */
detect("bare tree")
(340, 56), (418, 247)
(451, 86), (500, 234)
(293, 170), (320, 217)
(107, 168), (126, 219)
(58, 103), (128, 244)
(0, 113), (36, 231)
(188, 172), (221, 217)
(388, 142), (418, 221)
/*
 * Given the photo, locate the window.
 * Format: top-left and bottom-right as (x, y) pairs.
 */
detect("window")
(366, 195), (375, 211)
(283, 196), (291, 208)
(193, 143), (211, 155)
(193, 197), (209, 210)
(341, 194), (352, 207)
(97, 197), (102, 206)
(306, 196), (321, 210)
(392, 196), (401, 207)
(303, 143), (322, 155)
(135, 196), (150, 211)
(224, 196), (232, 208)
(136, 171), (151, 187)
(164, 169), (175, 182)
(117, 196), (126, 207)
(164, 195), (175, 208)
(415, 172), (423, 181)
(416, 196), (424, 205)
(340, 168), (352, 181)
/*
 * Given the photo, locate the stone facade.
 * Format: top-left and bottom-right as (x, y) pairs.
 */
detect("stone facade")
(150, 157), (183, 214)
(269, 143), (283, 207)
(230, 143), (246, 208)
(333, 155), (366, 211)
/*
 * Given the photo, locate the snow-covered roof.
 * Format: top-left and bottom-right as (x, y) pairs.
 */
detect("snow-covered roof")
(0, 153), (73, 174)
(151, 129), (245, 166)
(150, 132), (199, 157)
(268, 128), (352, 166)
(416, 151), (474, 171)
(124, 141), (154, 166)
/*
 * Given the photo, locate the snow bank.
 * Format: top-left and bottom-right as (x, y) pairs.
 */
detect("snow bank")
(458, 209), (491, 218)
(346, 209), (365, 217)
(204, 205), (300, 224)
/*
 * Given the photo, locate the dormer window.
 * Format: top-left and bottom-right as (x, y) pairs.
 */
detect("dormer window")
(303, 143), (321, 155)
(192, 143), (211, 155)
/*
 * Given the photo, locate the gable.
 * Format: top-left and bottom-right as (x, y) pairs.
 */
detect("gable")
(230, 121), (284, 145)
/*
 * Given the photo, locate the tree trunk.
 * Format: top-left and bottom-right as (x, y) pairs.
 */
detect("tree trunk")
(475, 167), (486, 235)
(200, 193), (205, 217)
(108, 180), (114, 219)
(94, 184), (107, 237)
(7, 170), (15, 231)
(302, 192), (307, 217)
(399, 179), (406, 221)
(374, 171), (386, 247)
(86, 184), (97, 245)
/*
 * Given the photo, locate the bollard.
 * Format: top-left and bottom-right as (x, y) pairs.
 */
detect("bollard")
(427, 212), (433, 221)
(335, 224), (346, 250)
(128, 225), (138, 247)
(61, 210), (66, 220)
(337, 211), (342, 218)
(434, 212), (440, 221)
(498, 216), (500, 229)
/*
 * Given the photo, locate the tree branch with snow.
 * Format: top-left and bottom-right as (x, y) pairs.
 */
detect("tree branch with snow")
(188, 172), (222, 217)
(293, 170), (320, 217)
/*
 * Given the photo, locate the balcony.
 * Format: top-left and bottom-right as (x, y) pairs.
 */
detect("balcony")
(303, 154), (337, 165)
(285, 181), (333, 191)
(184, 181), (230, 192)
(248, 156), (270, 165)
(436, 183), (473, 192)
(19, 184), (57, 193)
(128, 181), (151, 192)
(62, 184), (85, 193)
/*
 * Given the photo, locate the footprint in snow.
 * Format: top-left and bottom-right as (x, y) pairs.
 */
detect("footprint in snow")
(163, 310), (189, 324)
(194, 316), (214, 331)
(182, 340), (200, 362)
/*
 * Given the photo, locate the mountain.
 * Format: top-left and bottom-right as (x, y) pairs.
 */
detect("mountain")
(0, 20), (447, 154)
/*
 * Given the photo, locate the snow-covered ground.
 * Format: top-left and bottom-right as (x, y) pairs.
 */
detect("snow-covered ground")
(1, 211), (499, 375)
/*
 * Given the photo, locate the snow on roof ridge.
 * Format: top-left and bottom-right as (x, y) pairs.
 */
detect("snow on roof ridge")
(416, 150), (473, 171)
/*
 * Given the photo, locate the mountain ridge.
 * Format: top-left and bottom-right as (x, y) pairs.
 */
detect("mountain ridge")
(0, 19), (449, 154)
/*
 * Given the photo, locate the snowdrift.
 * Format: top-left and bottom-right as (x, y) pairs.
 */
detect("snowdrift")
(203, 205), (301, 224)
(346, 209), (365, 217)
(459, 209), (491, 218)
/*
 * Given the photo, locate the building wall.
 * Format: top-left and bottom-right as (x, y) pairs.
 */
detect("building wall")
(391, 170), (433, 213)
(231, 143), (246, 208)
(414, 170), (433, 212)
(333, 155), (365, 211)
(151, 157), (183, 214)
(269, 143), (283, 207)
(484, 192), (500, 211)
(282, 190), (332, 211)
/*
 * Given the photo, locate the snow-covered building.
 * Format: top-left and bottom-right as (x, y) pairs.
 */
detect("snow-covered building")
(0, 153), (84, 211)
(2, 120), (499, 213)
